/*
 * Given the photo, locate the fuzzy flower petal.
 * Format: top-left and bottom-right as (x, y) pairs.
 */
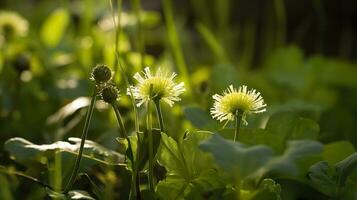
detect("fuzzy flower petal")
(210, 85), (266, 125)
(128, 67), (185, 107)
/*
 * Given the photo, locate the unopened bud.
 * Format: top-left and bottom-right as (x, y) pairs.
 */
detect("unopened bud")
(101, 85), (119, 104)
(91, 64), (112, 84)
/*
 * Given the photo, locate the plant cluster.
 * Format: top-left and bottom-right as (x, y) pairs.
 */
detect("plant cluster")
(1, 0), (357, 200)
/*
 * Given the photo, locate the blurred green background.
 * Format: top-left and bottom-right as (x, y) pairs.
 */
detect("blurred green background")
(1, 0), (357, 199)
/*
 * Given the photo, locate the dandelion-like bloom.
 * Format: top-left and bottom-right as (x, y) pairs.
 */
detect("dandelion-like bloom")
(211, 85), (266, 125)
(0, 11), (29, 38)
(128, 67), (185, 107)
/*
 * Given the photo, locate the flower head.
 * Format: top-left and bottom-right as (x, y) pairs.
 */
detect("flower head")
(210, 85), (266, 124)
(0, 11), (28, 39)
(90, 64), (112, 84)
(101, 84), (120, 104)
(128, 67), (185, 107)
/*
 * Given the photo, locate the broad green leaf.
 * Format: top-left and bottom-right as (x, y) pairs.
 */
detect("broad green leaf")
(5, 137), (125, 166)
(307, 152), (357, 197)
(265, 111), (319, 152)
(200, 134), (273, 180)
(218, 128), (281, 153)
(200, 134), (323, 184)
(259, 140), (323, 177)
(41, 8), (70, 47)
(323, 141), (355, 164)
(157, 131), (225, 200)
(306, 161), (337, 196)
(335, 152), (357, 186)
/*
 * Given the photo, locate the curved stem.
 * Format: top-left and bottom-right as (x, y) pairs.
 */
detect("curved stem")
(234, 110), (243, 142)
(112, 101), (127, 138)
(63, 89), (97, 193)
(154, 100), (164, 132)
(146, 100), (154, 194)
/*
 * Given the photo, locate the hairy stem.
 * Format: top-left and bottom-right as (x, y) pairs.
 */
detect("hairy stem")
(64, 88), (97, 193)
(112, 101), (127, 138)
(146, 100), (154, 194)
(154, 100), (164, 132)
(234, 110), (243, 142)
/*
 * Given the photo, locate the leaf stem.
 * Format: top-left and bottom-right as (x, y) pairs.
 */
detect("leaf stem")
(112, 101), (127, 138)
(234, 110), (243, 142)
(147, 100), (155, 194)
(154, 100), (164, 132)
(63, 88), (97, 193)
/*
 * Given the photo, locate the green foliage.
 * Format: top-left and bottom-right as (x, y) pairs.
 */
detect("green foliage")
(307, 152), (357, 198)
(1, 0), (357, 199)
(157, 132), (225, 199)
(4, 137), (125, 167)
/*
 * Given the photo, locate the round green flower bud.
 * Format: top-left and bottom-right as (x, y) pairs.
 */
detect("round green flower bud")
(101, 85), (119, 104)
(91, 64), (112, 84)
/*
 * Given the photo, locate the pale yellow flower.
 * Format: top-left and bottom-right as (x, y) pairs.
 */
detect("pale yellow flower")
(211, 85), (266, 124)
(128, 67), (185, 107)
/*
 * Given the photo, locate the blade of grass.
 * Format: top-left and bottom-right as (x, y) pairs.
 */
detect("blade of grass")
(195, 22), (229, 64)
(109, 0), (123, 78)
(161, 0), (192, 97)
(131, 0), (145, 68)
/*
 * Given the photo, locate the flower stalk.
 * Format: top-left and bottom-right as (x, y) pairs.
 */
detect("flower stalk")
(112, 101), (127, 138)
(234, 110), (243, 142)
(154, 100), (164, 132)
(147, 99), (155, 194)
(63, 88), (97, 193)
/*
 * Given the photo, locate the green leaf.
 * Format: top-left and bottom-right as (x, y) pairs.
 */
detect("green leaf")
(200, 134), (323, 183)
(199, 134), (273, 180)
(323, 141), (355, 164)
(218, 128), (281, 153)
(4, 137), (125, 166)
(259, 140), (323, 177)
(157, 131), (224, 200)
(307, 161), (337, 196)
(307, 152), (357, 197)
(265, 112), (319, 152)
(335, 152), (357, 186)
(41, 8), (70, 47)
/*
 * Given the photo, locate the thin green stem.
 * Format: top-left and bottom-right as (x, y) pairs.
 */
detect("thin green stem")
(112, 101), (127, 138)
(63, 88), (97, 193)
(109, 0), (122, 76)
(146, 100), (154, 194)
(109, 1), (141, 198)
(131, 0), (145, 68)
(154, 100), (164, 132)
(234, 110), (243, 142)
(109, 0), (139, 134)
